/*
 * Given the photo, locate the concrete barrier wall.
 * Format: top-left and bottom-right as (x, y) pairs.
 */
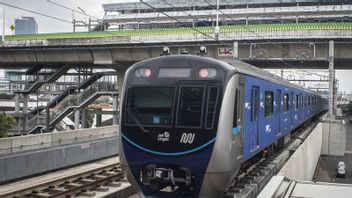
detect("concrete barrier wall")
(0, 126), (118, 155)
(321, 119), (346, 156)
(0, 137), (119, 183)
(278, 123), (322, 181)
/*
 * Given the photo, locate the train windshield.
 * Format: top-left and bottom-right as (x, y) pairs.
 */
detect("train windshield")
(176, 86), (205, 128)
(126, 87), (175, 126)
(125, 85), (219, 129)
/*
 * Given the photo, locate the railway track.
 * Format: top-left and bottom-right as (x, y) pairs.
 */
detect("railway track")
(222, 115), (322, 198)
(1, 163), (124, 198)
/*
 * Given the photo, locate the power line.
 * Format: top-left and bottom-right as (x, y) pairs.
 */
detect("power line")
(203, 0), (330, 79)
(161, 0), (236, 42)
(46, 0), (101, 21)
(140, 0), (217, 41)
(0, 2), (72, 24)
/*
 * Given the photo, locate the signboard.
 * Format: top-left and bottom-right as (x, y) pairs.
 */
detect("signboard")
(10, 25), (15, 32)
(218, 47), (233, 57)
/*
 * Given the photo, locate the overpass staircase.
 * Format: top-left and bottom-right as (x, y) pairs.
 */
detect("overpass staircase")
(15, 65), (71, 94)
(26, 73), (117, 134)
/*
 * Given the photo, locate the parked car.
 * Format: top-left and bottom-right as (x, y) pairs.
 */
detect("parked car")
(337, 161), (346, 177)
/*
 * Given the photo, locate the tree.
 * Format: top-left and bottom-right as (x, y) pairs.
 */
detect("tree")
(0, 113), (16, 138)
(348, 101), (352, 114)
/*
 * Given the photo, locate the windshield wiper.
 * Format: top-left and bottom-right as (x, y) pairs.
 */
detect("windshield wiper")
(126, 109), (150, 133)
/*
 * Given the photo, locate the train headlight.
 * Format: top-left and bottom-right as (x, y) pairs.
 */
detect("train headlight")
(199, 68), (217, 78)
(135, 68), (152, 78)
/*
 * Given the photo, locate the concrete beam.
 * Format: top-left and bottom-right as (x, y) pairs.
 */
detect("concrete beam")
(1, 41), (352, 69)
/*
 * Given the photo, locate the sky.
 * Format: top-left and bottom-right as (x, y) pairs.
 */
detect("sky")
(0, 0), (351, 94)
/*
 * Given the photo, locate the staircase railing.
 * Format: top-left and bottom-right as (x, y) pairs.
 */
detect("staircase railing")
(79, 76), (118, 104)
(49, 95), (78, 122)
(47, 75), (117, 129)
(27, 114), (46, 132)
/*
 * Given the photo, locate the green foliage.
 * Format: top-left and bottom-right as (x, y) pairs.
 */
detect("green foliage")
(348, 101), (352, 112)
(0, 113), (16, 138)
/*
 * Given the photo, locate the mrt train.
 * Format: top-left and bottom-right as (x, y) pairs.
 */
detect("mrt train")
(119, 55), (328, 198)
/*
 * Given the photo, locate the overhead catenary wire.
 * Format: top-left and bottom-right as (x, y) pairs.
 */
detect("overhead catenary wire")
(140, 0), (217, 41)
(161, 0), (237, 43)
(140, 0), (242, 54)
(144, 0), (329, 80)
(203, 0), (329, 79)
(0, 2), (72, 24)
(159, 0), (329, 79)
(46, 0), (102, 22)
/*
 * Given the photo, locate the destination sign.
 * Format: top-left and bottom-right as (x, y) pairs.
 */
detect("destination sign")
(158, 68), (191, 78)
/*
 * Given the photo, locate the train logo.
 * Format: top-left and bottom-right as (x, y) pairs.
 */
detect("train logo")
(157, 132), (170, 142)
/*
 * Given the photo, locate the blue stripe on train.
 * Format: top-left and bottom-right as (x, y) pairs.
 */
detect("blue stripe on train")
(121, 133), (216, 156)
(122, 135), (215, 198)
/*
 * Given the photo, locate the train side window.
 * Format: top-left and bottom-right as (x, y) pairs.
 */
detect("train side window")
(277, 90), (281, 113)
(176, 86), (205, 128)
(308, 96), (311, 106)
(206, 86), (219, 129)
(295, 94), (299, 110)
(265, 91), (273, 118)
(251, 87), (259, 122)
(233, 89), (238, 127)
(284, 94), (289, 112)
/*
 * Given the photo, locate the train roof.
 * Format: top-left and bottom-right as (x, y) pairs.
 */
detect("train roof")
(133, 55), (318, 95)
(226, 58), (318, 95)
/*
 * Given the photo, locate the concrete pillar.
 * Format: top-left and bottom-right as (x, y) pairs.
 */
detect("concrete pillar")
(233, 41), (239, 60)
(328, 40), (335, 118)
(96, 108), (102, 127)
(23, 94), (28, 132)
(15, 94), (21, 133)
(113, 95), (119, 125)
(82, 108), (88, 128)
(117, 70), (125, 99)
(45, 107), (50, 131)
(15, 94), (20, 112)
(114, 70), (125, 125)
(334, 86), (338, 114)
(74, 108), (80, 129)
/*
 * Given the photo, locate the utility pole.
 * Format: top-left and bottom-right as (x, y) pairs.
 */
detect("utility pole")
(215, 0), (219, 40)
(328, 40), (335, 118)
(72, 10), (75, 32)
(2, 6), (5, 42)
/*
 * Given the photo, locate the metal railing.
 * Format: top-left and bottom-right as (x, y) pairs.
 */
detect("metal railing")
(50, 95), (78, 122)
(49, 76), (117, 124)
(79, 81), (117, 104)
(27, 114), (46, 132)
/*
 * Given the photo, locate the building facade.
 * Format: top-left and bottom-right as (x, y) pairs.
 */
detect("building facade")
(14, 17), (38, 35)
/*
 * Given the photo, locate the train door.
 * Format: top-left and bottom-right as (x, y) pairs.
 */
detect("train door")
(290, 91), (294, 129)
(276, 90), (282, 137)
(299, 93), (303, 123)
(250, 86), (260, 151)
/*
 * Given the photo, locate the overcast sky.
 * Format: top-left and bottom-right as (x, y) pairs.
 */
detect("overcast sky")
(0, 0), (351, 94)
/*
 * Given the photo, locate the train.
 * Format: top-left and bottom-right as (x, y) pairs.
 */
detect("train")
(118, 54), (328, 198)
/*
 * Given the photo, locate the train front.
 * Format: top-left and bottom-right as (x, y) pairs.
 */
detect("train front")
(119, 55), (228, 197)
